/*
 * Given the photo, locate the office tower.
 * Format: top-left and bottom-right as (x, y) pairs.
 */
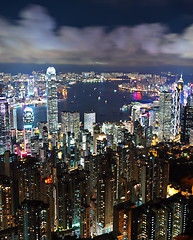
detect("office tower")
(113, 123), (125, 146)
(46, 67), (58, 135)
(18, 200), (50, 240)
(38, 122), (48, 148)
(93, 124), (101, 154)
(181, 105), (193, 144)
(84, 112), (96, 135)
(61, 111), (80, 140)
(95, 134), (107, 154)
(0, 97), (10, 155)
(171, 75), (184, 139)
(9, 106), (17, 130)
(102, 122), (114, 146)
(19, 84), (26, 99)
(10, 128), (17, 153)
(23, 107), (34, 153)
(133, 120), (144, 146)
(66, 132), (77, 168)
(80, 129), (92, 157)
(187, 93), (193, 106)
(38, 122), (48, 138)
(28, 75), (35, 96)
(23, 107), (34, 127)
(158, 91), (172, 142)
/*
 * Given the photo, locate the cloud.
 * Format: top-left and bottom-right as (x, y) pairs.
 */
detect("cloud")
(1, 4), (193, 67)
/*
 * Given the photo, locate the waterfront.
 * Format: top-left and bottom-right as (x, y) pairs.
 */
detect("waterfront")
(17, 81), (154, 130)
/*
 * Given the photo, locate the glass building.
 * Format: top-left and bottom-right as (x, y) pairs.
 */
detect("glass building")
(84, 112), (96, 135)
(61, 111), (80, 140)
(0, 97), (10, 155)
(28, 75), (35, 96)
(158, 91), (172, 142)
(23, 107), (34, 153)
(46, 67), (58, 135)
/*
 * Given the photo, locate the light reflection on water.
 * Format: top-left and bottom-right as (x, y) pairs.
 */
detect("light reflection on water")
(17, 81), (152, 130)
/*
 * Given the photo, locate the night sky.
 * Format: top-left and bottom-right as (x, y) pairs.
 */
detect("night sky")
(1, 0), (193, 73)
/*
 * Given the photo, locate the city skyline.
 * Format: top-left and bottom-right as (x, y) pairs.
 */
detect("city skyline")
(1, 2), (193, 73)
(0, 1), (193, 239)
(0, 66), (192, 239)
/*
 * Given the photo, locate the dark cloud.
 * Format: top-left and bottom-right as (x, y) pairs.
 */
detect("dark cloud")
(1, 5), (193, 67)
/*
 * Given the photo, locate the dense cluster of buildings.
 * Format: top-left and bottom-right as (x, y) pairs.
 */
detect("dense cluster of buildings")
(0, 67), (192, 239)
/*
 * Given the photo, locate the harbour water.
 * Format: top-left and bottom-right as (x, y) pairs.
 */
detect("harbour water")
(17, 81), (153, 130)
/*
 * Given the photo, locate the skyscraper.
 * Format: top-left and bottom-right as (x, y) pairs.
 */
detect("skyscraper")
(158, 91), (172, 142)
(84, 112), (96, 135)
(181, 106), (193, 144)
(0, 97), (10, 155)
(61, 111), (80, 140)
(171, 75), (184, 139)
(28, 75), (35, 96)
(23, 107), (34, 153)
(46, 67), (58, 135)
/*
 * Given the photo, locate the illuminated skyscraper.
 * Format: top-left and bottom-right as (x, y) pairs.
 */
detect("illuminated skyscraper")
(23, 107), (34, 153)
(19, 84), (26, 99)
(10, 107), (17, 130)
(28, 75), (35, 96)
(158, 91), (172, 142)
(181, 106), (193, 144)
(46, 67), (58, 135)
(171, 75), (184, 139)
(23, 107), (34, 127)
(61, 111), (80, 140)
(84, 112), (96, 135)
(0, 97), (10, 155)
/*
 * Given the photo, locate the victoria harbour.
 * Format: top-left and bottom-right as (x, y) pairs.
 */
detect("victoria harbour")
(17, 81), (154, 130)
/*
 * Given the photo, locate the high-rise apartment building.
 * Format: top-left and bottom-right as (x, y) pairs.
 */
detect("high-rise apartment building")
(158, 91), (172, 142)
(57, 169), (90, 238)
(84, 112), (96, 135)
(18, 200), (50, 240)
(131, 193), (188, 240)
(46, 67), (58, 135)
(0, 176), (13, 231)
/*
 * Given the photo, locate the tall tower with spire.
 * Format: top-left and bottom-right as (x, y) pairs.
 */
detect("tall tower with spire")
(171, 74), (184, 139)
(46, 67), (58, 135)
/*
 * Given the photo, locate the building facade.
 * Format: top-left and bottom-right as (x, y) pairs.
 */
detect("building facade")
(46, 67), (58, 135)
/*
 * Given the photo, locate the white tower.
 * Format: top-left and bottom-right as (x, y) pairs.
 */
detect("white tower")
(46, 67), (58, 135)
(171, 75), (184, 139)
